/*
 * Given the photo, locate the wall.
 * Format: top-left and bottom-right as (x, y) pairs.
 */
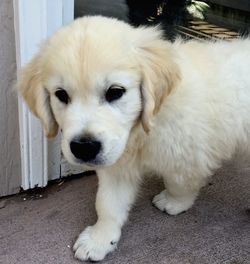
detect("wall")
(0, 0), (21, 196)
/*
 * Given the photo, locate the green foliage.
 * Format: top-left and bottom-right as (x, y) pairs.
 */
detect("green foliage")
(186, 0), (210, 19)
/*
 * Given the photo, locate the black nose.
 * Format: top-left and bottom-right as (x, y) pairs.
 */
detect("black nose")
(70, 137), (101, 162)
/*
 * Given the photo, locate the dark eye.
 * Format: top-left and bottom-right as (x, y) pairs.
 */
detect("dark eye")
(105, 86), (126, 103)
(55, 88), (70, 104)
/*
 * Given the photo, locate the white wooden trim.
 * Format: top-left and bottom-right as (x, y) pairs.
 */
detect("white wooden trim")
(13, 0), (74, 190)
(63, 0), (75, 24)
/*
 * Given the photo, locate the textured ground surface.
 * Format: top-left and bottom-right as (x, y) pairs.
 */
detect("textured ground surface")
(0, 163), (250, 264)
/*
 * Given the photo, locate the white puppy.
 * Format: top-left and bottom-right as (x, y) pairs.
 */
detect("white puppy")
(17, 16), (250, 261)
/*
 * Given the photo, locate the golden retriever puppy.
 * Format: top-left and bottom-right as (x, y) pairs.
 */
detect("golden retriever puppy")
(17, 16), (250, 261)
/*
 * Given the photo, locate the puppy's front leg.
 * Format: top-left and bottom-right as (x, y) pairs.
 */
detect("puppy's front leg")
(73, 167), (139, 262)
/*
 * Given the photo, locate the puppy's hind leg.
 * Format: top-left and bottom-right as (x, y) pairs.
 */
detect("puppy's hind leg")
(152, 175), (204, 215)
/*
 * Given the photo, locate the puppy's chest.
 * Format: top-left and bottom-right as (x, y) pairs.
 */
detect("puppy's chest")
(139, 134), (176, 174)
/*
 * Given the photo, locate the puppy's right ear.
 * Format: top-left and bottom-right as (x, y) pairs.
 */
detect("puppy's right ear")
(16, 56), (58, 138)
(132, 26), (180, 133)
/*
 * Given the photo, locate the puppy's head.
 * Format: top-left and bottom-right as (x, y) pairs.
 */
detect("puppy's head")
(16, 16), (179, 169)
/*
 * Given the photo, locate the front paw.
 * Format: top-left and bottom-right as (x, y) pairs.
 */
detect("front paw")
(73, 224), (121, 262)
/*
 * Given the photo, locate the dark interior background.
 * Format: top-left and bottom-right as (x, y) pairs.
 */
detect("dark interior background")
(74, 0), (250, 40)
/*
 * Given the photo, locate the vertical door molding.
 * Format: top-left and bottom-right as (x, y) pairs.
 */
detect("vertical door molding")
(13, 0), (74, 190)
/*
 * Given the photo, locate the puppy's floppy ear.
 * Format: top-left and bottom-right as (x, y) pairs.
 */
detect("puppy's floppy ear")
(133, 27), (180, 133)
(16, 55), (58, 138)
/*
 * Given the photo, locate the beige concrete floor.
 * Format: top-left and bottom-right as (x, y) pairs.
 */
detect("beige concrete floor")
(0, 163), (250, 264)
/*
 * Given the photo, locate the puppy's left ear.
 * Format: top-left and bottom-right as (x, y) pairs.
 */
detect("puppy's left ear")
(133, 27), (180, 133)
(16, 55), (58, 138)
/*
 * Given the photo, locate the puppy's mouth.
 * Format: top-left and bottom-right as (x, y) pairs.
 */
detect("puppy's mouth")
(72, 157), (104, 167)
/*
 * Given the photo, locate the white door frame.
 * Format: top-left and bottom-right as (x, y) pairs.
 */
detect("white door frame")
(13, 0), (74, 190)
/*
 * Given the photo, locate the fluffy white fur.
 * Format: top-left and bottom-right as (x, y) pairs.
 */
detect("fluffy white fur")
(16, 16), (250, 261)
